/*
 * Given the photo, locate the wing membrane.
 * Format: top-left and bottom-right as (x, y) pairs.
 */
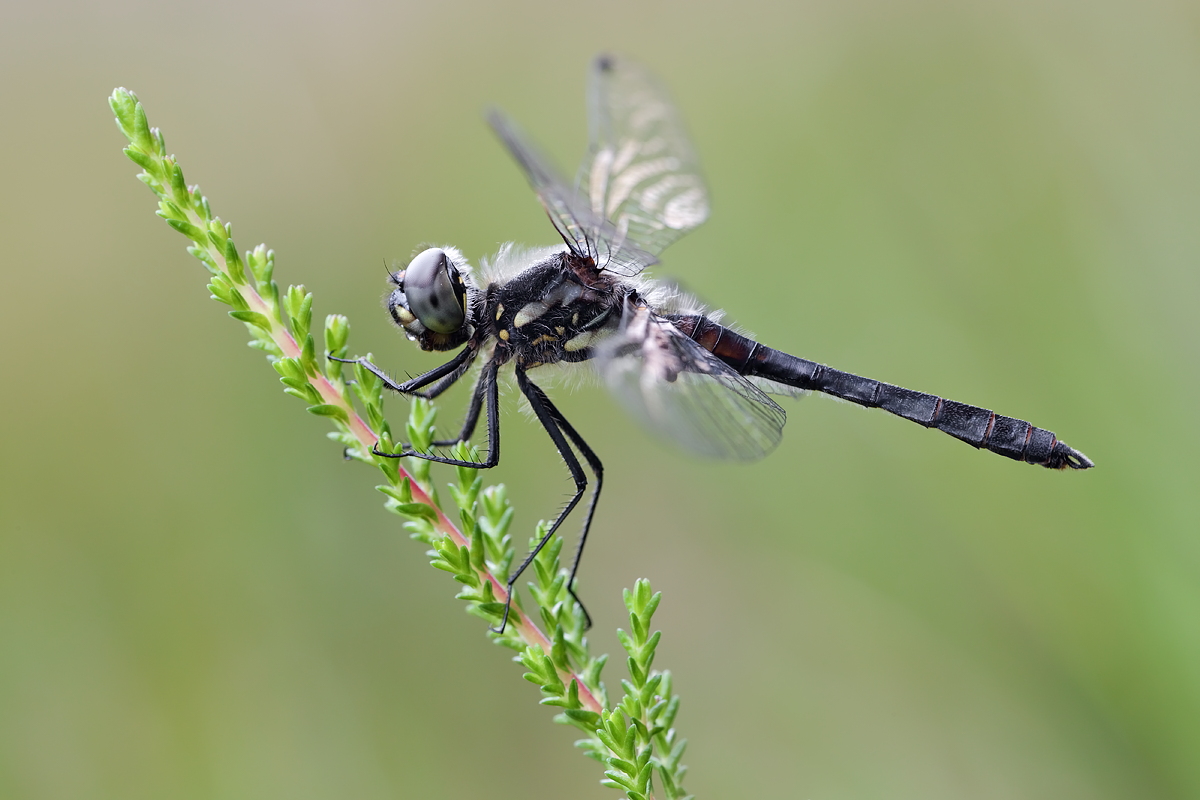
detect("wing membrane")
(579, 55), (710, 260)
(488, 55), (708, 279)
(487, 110), (656, 277)
(597, 307), (785, 461)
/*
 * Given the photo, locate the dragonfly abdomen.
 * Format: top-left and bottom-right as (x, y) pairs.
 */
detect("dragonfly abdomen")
(671, 314), (1092, 470)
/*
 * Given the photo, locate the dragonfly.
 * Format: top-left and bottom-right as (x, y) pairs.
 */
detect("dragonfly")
(334, 54), (1093, 632)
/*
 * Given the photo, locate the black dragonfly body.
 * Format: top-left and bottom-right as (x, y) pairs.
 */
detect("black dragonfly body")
(336, 55), (1092, 631)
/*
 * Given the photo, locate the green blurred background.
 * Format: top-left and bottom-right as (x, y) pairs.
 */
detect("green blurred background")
(2, 0), (1198, 797)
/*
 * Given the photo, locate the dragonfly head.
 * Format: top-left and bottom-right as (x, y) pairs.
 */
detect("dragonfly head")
(387, 247), (473, 351)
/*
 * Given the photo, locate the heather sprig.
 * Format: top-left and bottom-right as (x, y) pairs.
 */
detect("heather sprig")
(111, 87), (692, 800)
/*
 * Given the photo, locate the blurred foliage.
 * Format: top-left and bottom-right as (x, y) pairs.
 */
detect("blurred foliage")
(2, 0), (1199, 799)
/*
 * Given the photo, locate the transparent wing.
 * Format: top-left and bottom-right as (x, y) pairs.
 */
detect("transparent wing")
(487, 110), (656, 278)
(596, 307), (786, 461)
(747, 376), (809, 399)
(579, 54), (710, 260)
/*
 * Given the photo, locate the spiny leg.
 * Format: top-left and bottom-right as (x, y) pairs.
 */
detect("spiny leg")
(521, 379), (602, 630)
(415, 349), (481, 402)
(329, 351), (468, 459)
(405, 347), (484, 447)
(331, 348), (495, 461)
(329, 346), (474, 395)
(374, 360), (501, 469)
(430, 371), (486, 448)
(492, 366), (592, 634)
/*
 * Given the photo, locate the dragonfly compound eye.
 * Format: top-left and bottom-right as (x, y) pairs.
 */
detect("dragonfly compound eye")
(403, 247), (467, 333)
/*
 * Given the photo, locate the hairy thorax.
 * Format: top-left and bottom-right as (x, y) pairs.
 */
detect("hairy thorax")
(486, 254), (622, 369)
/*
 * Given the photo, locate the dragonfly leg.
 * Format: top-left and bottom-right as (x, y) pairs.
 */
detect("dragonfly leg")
(492, 365), (594, 634)
(520, 378), (601, 631)
(430, 371), (485, 447)
(373, 361), (501, 468)
(331, 348), (495, 458)
(412, 349), (479, 402)
(329, 346), (475, 395)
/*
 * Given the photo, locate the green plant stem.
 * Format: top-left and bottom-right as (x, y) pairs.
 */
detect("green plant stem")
(110, 86), (697, 799)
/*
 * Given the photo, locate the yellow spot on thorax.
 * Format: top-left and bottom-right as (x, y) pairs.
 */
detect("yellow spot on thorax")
(564, 330), (595, 352)
(514, 301), (548, 328)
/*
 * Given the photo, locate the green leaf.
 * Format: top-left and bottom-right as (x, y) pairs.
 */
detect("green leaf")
(584, 653), (608, 686)
(122, 146), (156, 172)
(469, 522), (486, 571)
(561, 708), (602, 727)
(193, 190), (213, 223)
(159, 199), (190, 222)
(189, 246), (219, 274)
(223, 237), (246, 284)
(286, 286), (314, 334)
(166, 158), (187, 202)
(224, 285), (249, 311)
(165, 217), (205, 242)
(641, 589), (661, 620)
(596, 728), (622, 755)
(474, 601), (507, 617)
(228, 310), (271, 331)
(307, 404), (349, 422)
(641, 632), (659, 661)
(283, 386), (319, 403)
(375, 485), (407, 503)
(601, 772), (641, 793)
(300, 333), (317, 374)
(273, 357), (305, 380)
(665, 735), (687, 765)
(551, 627), (571, 672)
(324, 314), (349, 361)
(540, 696), (581, 708)
(248, 244), (274, 284)
(206, 220), (229, 251)
(390, 502), (438, 524)
(110, 88), (154, 152)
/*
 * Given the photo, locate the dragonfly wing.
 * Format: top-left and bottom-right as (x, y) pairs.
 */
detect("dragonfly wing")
(746, 376), (809, 399)
(596, 306), (785, 461)
(487, 109), (657, 277)
(579, 54), (710, 263)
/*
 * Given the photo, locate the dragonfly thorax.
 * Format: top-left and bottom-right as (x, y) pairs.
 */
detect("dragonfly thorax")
(487, 256), (620, 367)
